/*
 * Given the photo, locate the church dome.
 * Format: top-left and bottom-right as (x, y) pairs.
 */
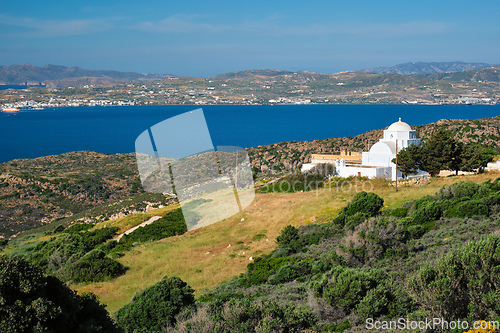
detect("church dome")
(387, 118), (412, 132)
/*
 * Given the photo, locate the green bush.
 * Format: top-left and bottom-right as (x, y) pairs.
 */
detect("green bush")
(269, 260), (312, 284)
(436, 181), (481, 200)
(243, 256), (291, 286)
(115, 276), (195, 332)
(445, 199), (490, 218)
(275, 225), (302, 254)
(63, 250), (127, 283)
(27, 227), (120, 277)
(333, 191), (384, 226)
(113, 208), (187, 253)
(406, 225), (426, 239)
(411, 201), (442, 224)
(408, 236), (500, 320)
(177, 298), (317, 333)
(323, 267), (380, 310)
(344, 212), (369, 229)
(259, 172), (325, 193)
(355, 284), (390, 320)
(0, 255), (120, 333)
(387, 207), (409, 218)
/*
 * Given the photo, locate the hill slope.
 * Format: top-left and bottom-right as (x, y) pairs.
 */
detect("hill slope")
(1, 116), (499, 238)
(368, 61), (493, 75)
(0, 64), (173, 87)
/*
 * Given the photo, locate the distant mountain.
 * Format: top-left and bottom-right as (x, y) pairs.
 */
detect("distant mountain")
(208, 69), (294, 80)
(368, 61), (493, 75)
(414, 66), (500, 82)
(0, 64), (174, 87)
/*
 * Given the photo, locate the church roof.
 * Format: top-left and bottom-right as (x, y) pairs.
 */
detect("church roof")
(387, 118), (412, 132)
(369, 141), (396, 154)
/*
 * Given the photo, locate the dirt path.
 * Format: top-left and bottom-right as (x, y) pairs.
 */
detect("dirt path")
(115, 215), (162, 242)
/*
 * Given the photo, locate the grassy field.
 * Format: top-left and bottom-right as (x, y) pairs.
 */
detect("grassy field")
(74, 171), (500, 313)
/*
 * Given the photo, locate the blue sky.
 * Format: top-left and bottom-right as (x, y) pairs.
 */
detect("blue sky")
(1, 0), (499, 77)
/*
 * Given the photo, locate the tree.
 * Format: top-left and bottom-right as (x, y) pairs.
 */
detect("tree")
(115, 276), (195, 333)
(420, 129), (461, 177)
(392, 144), (423, 178)
(0, 255), (120, 333)
(333, 191), (384, 226)
(460, 143), (484, 172)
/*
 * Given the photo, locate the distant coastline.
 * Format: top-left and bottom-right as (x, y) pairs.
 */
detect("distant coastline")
(1, 64), (499, 110)
(1, 104), (500, 164)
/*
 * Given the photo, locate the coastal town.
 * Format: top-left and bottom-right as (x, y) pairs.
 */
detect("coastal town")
(1, 67), (500, 110)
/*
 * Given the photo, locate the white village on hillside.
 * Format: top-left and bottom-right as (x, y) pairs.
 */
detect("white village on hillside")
(302, 118), (428, 180)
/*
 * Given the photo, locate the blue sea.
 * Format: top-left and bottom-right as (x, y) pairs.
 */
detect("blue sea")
(1, 104), (499, 163)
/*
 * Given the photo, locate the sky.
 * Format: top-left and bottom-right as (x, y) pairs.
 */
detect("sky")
(1, 0), (499, 77)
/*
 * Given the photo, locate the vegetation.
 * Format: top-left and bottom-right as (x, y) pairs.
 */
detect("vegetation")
(21, 226), (126, 283)
(0, 151), (174, 238)
(0, 255), (120, 332)
(394, 129), (495, 177)
(113, 208), (188, 253)
(259, 171), (326, 193)
(115, 276), (195, 332)
(3, 145), (500, 332)
(2, 174), (500, 331)
(161, 178), (500, 332)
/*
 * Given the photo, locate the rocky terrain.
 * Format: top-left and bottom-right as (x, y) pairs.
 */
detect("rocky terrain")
(247, 116), (500, 173)
(1, 116), (499, 238)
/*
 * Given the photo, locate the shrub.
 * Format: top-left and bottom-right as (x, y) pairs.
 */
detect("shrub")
(333, 192), (384, 226)
(63, 250), (127, 283)
(252, 233), (266, 241)
(176, 298), (317, 333)
(114, 208), (187, 253)
(344, 212), (369, 229)
(408, 236), (500, 320)
(115, 276), (195, 332)
(436, 181), (481, 200)
(27, 227), (120, 278)
(259, 171), (325, 193)
(387, 207), (409, 218)
(275, 225), (302, 254)
(0, 255), (120, 333)
(269, 260), (313, 285)
(411, 201), (442, 224)
(243, 257), (291, 286)
(445, 199), (490, 218)
(342, 191), (384, 217)
(322, 267), (380, 310)
(355, 284), (390, 320)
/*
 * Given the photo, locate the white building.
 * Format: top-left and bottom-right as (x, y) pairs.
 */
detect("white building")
(302, 118), (427, 180)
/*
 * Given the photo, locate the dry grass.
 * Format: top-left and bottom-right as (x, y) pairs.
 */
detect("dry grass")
(73, 171), (500, 313)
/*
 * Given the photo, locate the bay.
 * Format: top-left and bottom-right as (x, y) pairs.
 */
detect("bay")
(0, 104), (499, 163)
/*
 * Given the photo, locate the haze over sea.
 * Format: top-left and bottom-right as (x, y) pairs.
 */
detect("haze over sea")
(1, 104), (499, 164)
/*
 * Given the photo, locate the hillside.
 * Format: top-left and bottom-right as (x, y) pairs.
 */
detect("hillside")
(0, 64), (173, 87)
(0, 152), (176, 238)
(1, 116), (499, 239)
(2, 65), (500, 108)
(368, 61), (493, 75)
(2, 170), (500, 332)
(208, 69), (294, 80)
(247, 115), (500, 173)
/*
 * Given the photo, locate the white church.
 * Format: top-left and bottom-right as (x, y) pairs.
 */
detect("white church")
(302, 118), (428, 180)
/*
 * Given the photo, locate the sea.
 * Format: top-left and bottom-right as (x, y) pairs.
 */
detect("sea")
(1, 104), (499, 163)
